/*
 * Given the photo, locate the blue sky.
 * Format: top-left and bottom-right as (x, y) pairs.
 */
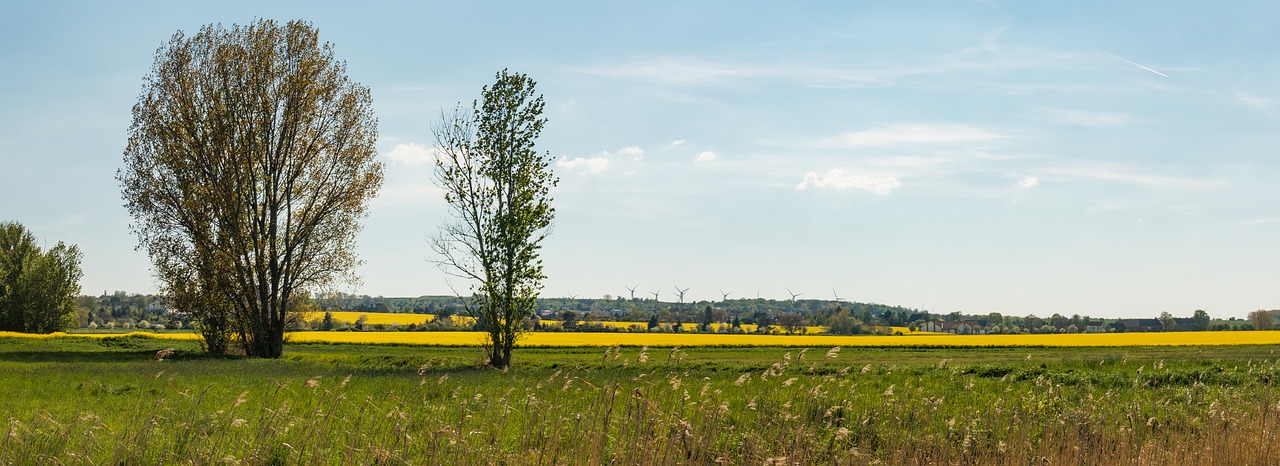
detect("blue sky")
(2, 1), (1277, 318)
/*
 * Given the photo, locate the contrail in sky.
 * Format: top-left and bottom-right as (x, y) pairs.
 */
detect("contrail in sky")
(1100, 50), (1169, 78)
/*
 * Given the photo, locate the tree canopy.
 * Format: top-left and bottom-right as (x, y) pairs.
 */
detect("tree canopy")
(0, 222), (83, 333)
(432, 69), (558, 369)
(119, 19), (382, 357)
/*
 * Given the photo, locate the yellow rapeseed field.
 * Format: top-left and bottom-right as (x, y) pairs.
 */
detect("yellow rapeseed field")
(0, 331), (202, 341)
(15, 329), (1280, 348)
(281, 330), (1280, 347)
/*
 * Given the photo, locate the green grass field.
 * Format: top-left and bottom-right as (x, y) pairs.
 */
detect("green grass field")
(3, 336), (1279, 464)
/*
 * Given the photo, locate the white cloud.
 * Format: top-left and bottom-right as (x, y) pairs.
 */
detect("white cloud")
(387, 143), (438, 165)
(557, 156), (612, 175)
(796, 168), (901, 195)
(1040, 108), (1134, 128)
(1017, 176), (1039, 189)
(1235, 91), (1271, 111)
(618, 146), (644, 160)
(694, 151), (717, 163)
(817, 124), (1008, 148)
(1040, 162), (1224, 189)
(571, 43), (1100, 90)
(669, 139), (687, 146)
(557, 146), (645, 175)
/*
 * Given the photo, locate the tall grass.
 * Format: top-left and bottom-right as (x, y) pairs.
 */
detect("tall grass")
(2, 337), (1279, 464)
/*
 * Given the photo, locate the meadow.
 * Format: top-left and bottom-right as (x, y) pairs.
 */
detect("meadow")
(4, 333), (1280, 464)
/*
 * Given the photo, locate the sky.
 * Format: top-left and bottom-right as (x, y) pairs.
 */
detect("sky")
(1, 1), (1278, 319)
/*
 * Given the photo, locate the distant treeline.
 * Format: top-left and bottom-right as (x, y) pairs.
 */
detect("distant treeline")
(74, 292), (1264, 335)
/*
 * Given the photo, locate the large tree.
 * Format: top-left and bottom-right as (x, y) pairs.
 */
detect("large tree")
(0, 222), (83, 333)
(119, 19), (383, 357)
(432, 70), (558, 369)
(1249, 309), (1274, 331)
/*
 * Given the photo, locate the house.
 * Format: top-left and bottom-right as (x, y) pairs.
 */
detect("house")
(1172, 317), (1199, 331)
(1111, 318), (1162, 332)
(147, 301), (177, 315)
(919, 320), (986, 335)
(1085, 321), (1105, 333)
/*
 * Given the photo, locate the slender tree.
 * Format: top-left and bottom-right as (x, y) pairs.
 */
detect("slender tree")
(119, 19), (382, 357)
(432, 69), (558, 369)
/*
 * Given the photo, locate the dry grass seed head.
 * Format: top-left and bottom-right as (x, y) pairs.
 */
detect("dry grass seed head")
(825, 346), (840, 359)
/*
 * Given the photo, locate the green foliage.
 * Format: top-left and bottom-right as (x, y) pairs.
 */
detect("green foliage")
(431, 70), (558, 369)
(1249, 309), (1274, 331)
(0, 222), (83, 333)
(826, 310), (865, 335)
(119, 19), (383, 358)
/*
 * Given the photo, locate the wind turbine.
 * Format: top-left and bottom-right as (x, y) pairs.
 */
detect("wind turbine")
(787, 288), (803, 302)
(650, 287), (662, 301)
(674, 286), (690, 305)
(719, 288), (732, 302)
(832, 289), (845, 302)
(625, 284), (638, 301)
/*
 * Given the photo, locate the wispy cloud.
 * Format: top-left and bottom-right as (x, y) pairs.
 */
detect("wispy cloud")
(557, 156), (612, 175)
(618, 146), (644, 160)
(1039, 108), (1134, 128)
(796, 168), (901, 195)
(1235, 91), (1271, 111)
(816, 124), (1009, 148)
(573, 39), (1110, 91)
(571, 56), (890, 88)
(1040, 161), (1224, 189)
(694, 151), (717, 163)
(1017, 176), (1040, 189)
(557, 146), (644, 175)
